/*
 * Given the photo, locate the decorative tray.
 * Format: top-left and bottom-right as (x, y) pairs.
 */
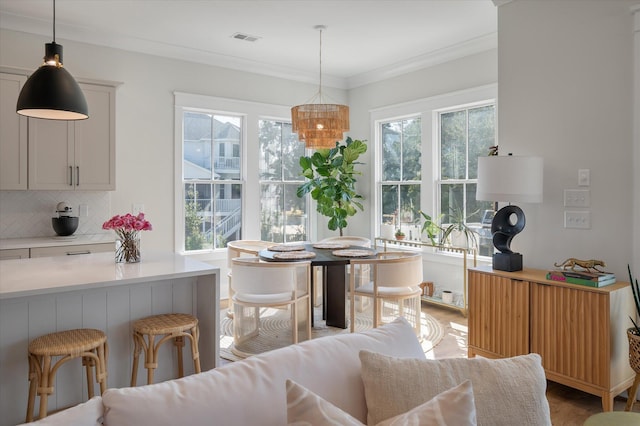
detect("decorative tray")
(268, 244), (305, 252)
(312, 242), (350, 249)
(331, 249), (374, 258)
(273, 251), (316, 260)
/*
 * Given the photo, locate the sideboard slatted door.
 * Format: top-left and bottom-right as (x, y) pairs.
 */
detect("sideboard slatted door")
(530, 283), (609, 392)
(468, 270), (530, 358)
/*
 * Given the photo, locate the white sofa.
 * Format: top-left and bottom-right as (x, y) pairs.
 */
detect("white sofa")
(21, 318), (551, 426)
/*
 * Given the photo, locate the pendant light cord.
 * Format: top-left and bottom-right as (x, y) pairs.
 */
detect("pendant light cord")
(318, 27), (323, 102)
(52, 0), (56, 42)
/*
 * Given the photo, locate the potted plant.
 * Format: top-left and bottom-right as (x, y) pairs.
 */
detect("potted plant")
(394, 229), (405, 240)
(297, 137), (367, 236)
(441, 206), (479, 249)
(419, 211), (444, 245)
(626, 264), (640, 410)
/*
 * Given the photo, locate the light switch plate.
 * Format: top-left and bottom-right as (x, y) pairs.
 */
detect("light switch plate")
(564, 189), (590, 207)
(578, 169), (590, 186)
(564, 211), (590, 229)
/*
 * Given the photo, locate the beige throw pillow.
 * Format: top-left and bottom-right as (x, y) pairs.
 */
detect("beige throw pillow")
(286, 378), (477, 426)
(359, 351), (551, 426)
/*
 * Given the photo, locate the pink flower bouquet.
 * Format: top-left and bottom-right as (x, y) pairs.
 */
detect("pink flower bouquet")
(103, 213), (152, 263)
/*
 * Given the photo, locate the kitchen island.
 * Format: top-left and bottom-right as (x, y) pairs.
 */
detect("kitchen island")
(0, 251), (219, 426)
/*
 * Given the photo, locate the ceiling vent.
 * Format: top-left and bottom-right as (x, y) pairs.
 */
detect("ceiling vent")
(231, 32), (260, 42)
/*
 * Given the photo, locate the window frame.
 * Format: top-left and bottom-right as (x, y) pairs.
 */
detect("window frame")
(174, 92), (312, 254)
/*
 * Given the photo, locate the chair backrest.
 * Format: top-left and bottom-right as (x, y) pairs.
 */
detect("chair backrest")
(353, 252), (423, 289)
(226, 240), (273, 268)
(231, 257), (310, 296)
(320, 236), (371, 248)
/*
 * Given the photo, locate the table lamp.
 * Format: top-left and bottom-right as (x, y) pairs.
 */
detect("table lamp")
(476, 154), (543, 271)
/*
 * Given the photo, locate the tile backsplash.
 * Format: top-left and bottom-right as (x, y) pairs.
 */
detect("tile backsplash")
(0, 191), (111, 239)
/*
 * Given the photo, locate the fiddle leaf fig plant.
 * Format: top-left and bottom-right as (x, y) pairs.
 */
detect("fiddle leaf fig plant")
(296, 137), (367, 236)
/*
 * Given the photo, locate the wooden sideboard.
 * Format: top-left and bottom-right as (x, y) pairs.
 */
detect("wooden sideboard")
(468, 266), (635, 411)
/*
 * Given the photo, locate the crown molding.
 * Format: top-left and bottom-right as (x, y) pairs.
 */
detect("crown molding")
(1, 10), (496, 91)
(492, 0), (514, 7)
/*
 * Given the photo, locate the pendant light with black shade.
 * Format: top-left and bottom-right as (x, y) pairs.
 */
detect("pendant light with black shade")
(16, 0), (88, 120)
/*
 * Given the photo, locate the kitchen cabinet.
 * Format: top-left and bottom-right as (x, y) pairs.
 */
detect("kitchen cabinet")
(468, 266), (635, 411)
(28, 83), (115, 190)
(0, 248), (29, 260)
(0, 73), (28, 190)
(30, 243), (113, 258)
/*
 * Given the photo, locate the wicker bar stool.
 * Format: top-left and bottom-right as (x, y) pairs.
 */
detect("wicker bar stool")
(26, 328), (108, 422)
(130, 313), (201, 386)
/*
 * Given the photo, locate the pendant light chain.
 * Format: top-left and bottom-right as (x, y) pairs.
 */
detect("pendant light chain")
(318, 27), (322, 102)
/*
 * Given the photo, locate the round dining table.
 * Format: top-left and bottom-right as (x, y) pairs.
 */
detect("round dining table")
(259, 243), (377, 329)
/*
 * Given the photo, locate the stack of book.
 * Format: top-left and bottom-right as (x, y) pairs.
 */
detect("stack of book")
(546, 270), (616, 287)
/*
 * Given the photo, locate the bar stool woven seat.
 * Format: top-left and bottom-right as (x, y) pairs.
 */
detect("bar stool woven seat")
(131, 313), (201, 386)
(26, 328), (108, 422)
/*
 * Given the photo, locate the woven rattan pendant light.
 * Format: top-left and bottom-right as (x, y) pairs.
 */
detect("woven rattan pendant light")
(291, 25), (349, 149)
(16, 0), (88, 120)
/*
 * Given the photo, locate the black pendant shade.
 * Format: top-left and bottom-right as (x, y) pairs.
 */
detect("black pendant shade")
(17, 42), (88, 120)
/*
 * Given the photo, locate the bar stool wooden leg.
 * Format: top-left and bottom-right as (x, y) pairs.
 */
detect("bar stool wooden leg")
(26, 354), (39, 422)
(130, 332), (143, 387)
(191, 325), (201, 373)
(98, 340), (108, 394)
(175, 336), (185, 378)
(82, 356), (95, 398)
(38, 355), (53, 420)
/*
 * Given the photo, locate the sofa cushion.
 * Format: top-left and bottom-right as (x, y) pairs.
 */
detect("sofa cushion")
(359, 351), (551, 426)
(286, 378), (477, 426)
(102, 317), (424, 426)
(16, 396), (103, 426)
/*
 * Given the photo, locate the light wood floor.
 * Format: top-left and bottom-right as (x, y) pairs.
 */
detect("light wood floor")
(219, 300), (640, 424)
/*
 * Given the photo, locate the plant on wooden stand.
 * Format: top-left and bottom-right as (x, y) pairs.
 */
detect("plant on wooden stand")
(626, 264), (640, 411)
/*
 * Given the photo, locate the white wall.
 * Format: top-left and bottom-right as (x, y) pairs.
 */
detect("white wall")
(0, 28), (346, 251)
(496, 0), (638, 279)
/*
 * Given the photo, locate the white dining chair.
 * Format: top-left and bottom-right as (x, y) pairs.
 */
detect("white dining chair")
(348, 251), (423, 337)
(231, 257), (311, 358)
(226, 240), (274, 318)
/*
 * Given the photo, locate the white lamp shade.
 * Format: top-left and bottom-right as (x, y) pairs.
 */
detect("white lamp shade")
(476, 156), (543, 203)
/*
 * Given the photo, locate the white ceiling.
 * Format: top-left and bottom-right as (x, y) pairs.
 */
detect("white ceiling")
(0, 0), (497, 89)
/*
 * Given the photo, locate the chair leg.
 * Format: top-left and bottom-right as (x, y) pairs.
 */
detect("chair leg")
(37, 355), (53, 420)
(130, 333), (142, 387)
(626, 373), (640, 411)
(82, 355), (95, 398)
(190, 326), (201, 374)
(175, 336), (185, 378)
(25, 354), (39, 422)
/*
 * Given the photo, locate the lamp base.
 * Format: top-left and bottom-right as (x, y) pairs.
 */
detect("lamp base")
(493, 252), (523, 272)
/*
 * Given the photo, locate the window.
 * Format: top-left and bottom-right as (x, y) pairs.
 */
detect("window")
(372, 84), (497, 254)
(379, 117), (422, 234)
(437, 103), (495, 253)
(259, 119), (308, 243)
(183, 111), (243, 251)
(175, 93), (310, 253)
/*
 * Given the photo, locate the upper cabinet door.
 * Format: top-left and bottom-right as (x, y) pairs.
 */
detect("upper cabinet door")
(28, 83), (116, 190)
(0, 73), (28, 190)
(73, 84), (116, 190)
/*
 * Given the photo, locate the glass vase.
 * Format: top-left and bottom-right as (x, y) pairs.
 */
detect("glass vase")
(115, 232), (141, 263)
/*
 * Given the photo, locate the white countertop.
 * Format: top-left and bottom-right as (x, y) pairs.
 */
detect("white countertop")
(0, 251), (219, 299)
(0, 234), (115, 250)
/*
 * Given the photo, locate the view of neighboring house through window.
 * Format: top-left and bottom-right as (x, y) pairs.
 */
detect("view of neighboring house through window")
(379, 117), (422, 237)
(259, 119), (308, 243)
(437, 103), (495, 253)
(183, 111), (242, 250)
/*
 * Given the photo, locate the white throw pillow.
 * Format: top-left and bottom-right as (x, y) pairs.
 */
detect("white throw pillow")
(286, 379), (477, 426)
(359, 351), (551, 426)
